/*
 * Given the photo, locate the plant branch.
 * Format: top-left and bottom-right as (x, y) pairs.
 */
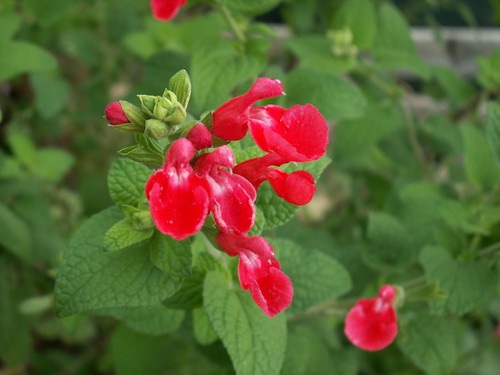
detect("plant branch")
(218, 5), (246, 44)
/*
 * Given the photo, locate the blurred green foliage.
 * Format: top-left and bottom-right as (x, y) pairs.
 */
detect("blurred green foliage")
(1, 0), (500, 374)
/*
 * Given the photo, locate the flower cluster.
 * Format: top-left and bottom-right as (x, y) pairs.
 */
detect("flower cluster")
(344, 285), (399, 351)
(105, 77), (329, 317)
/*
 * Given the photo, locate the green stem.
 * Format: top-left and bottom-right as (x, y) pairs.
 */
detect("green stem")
(401, 100), (431, 179)
(478, 241), (500, 258)
(218, 5), (246, 44)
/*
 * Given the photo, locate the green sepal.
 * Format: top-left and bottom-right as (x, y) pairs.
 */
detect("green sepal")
(108, 123), (144, 134)
(168, 69), (192, 109)
(144, 119), (170, 141)
(119, 100), (148, 127)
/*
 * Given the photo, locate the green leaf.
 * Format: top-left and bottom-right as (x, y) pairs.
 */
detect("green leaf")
(487, 101), (500, 167)
(398, 315), (458, 375)
(248, 208), (266, 236)
(109, 325), (185, 375)
(364, 212), (419, 270)
(107, 158), (152, 208)
(460, 123), (499, 190)
(192, 40), (266, 112)
(0, 202), (32, 262)
(6, 129), (38, 168)
(96, 304), (185, 336)
(30, 72), (70, 119)
(285, 35), (356, 75)
(432, 66), (475, 109)
(0, 257), (32, 366)
(274, 239), (351, 314)
(149, 231), (192, 277)
(55, 208), (183, 317)
(0, 12), (21, 40)
(420, 246), (496, 315)
(220, 0), (282, 14)
(331, 0), (377, 49)
(164, 236), (229, 310)
(285, 67), (367, 120)
(193, 307), (218, 345)
(33, 148), (74, 182)
(204, 271), (287, 375)
(333, 105), (400, 160)
(373, 3), (430, 79)
(104, 218), (153, 251)
(0, 41), (57, 80)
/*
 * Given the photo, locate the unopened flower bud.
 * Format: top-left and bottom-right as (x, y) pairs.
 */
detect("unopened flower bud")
(105, 102), (129, 125)
(187, 123), (213, 150)
(327, 28), (358, 58)
(156, 91), (186, 125)
(144, 119), (170, 140)
(138, 95), (157, 117)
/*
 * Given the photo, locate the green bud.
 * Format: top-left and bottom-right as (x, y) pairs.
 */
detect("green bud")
(138, 95), (157, 117)
(327, 28), (358, 58)
(168, 69), (192, 109)
(132, 210), (154, 230)
(120, 100), (148, 127)
(156, 91), (186, 125)
(144, 119), (170, 140)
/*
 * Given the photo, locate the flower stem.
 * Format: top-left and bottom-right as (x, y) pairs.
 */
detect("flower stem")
(479, 241), (500, 258)
(218, 5), (246, 44)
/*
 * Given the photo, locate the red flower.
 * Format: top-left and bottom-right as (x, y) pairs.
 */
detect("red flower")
(344, 285), (398, 351)
(150, 0), (187, 21)
(145, 138), (209, 240)
(234, 153), (316, 206)
(194, 146), (256, 234)
(217, 232), (293, 318)
(212, 78), (284, 141)
(146, 140), (257, 238)
(105, 102), (129, 125)
(248, 104), (329, 162)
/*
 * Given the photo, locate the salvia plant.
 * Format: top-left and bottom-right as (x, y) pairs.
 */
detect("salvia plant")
(1, 0), (500, 374)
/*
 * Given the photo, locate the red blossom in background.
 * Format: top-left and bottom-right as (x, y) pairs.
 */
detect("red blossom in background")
(344, 285), (398, 351)
(104, 102), (129, 125)
(217, 232), (293, 318)
(150, 0), (188, 21)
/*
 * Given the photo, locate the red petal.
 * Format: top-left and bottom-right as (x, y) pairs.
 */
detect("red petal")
(344, 286), (398, 351)
(105, 102), (129, 125)
(146, 139), (209, 240)
(216, 232), (293, 317)
(150, 0), (187, 21)
(249, 104), (329, 162)
(206, 170), (256, 234)
(248, 267), (293, 318)
(233, 153), (287, 190)
(266, 169), (316, 206)
(212, 78), (284, 141)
